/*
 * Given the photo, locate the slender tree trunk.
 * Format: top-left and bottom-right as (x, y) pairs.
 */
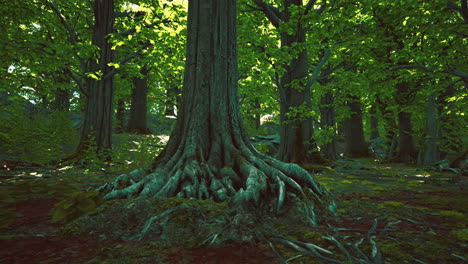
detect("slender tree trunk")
(394, 82), (417, 163)
(369, 105), (379, 141)
(376, 96), (397, 160)
(54, 88), (70, 112)
(319, 91), (340, 160)
(115, 99), (125, 133)
(102, 0), (334, 226)
(72, 0), (115, 160)
(128, 66), (150, 134)
(421, 92), (438, 166)
(344, 96), (370, 158)
(163, 84), (179, 117)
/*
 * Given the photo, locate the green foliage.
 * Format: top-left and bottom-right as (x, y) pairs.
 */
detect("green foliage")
(0, 105), (77, 165)
(51, 190), (100, 223)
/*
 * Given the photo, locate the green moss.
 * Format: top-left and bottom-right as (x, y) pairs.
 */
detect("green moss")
(360, 180), (376, 185)
(382, 201), (405, 207)
(372, 187), (385, 192)
(439, 210), (465, 218)
(450, 230), (468, 241)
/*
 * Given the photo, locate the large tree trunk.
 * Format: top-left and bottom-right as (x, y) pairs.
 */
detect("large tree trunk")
(128, 66), (150, 134)
(344, 96), (370, 158)
(101, 0), (334, 225)
(69, 0), (114, 160)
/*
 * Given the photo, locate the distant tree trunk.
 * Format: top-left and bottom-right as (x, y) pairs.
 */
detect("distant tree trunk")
(319, 91), (340, 160)
(377, 96), (397, 159)
(437, 81), (463, 158)
(344, 96), (370, 158)
(163, 84), (179, 116)
(102, 0), (335, 226)
(394, 82), (417, 163)
(71, 0), (115, 160)
(397, 111), (417, 162)
(278, 0), (324, 165)
(115, 98), (125, 133)
(54, 88), (70, 112)
(420, 92), (438, 166)
(369, 105), (379, 141)
(128, 66), (150, 134)
(254, 0), (324, 165)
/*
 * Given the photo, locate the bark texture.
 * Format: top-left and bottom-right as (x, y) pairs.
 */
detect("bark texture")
(319, 91), (340, 160)
(254, 0), (325, 165)
(101, 0), (335, 224)
(69, 0), (115, 160)
(128, 66), (150, 134)
(344, 96), (370, 158)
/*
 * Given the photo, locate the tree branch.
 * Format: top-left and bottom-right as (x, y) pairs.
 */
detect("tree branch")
(47, 1), (79, 44)
(117, 19), (172, 36)
(65, 68), (88, 97)
(304, 0), (318, 15)
(306, 47), (331, 89)
(252, 0), (281, 28)
(102, 42), (153, 80)
(392, 64), (468, 79)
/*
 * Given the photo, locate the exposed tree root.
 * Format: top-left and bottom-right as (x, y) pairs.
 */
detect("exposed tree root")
(98, 143), (336, 226)
(262, 217), (397, 264)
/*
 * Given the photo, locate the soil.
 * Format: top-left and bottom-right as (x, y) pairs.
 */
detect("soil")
(1, 158), (467, 263)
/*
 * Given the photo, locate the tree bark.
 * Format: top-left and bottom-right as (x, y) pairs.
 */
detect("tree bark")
(128, 66), (150, 134)
(344, 96), (370, 158)
(277, 0), (324, 165)
(394, 82), (417, 163)
(420, 92), (439, 166)
(68, 0), (115, 161)
(319, 91), (340, 160)
(369, 105), (379, 141)
(115, 98), (125, 133)
(101, 0), (335, 225)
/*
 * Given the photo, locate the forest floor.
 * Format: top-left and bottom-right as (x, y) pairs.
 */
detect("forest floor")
(0, 145), (467, 263)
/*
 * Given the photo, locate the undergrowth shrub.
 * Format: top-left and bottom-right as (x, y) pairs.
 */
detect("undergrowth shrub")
(0, 104), (78, 165)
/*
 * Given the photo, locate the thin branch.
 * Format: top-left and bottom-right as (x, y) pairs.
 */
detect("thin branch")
(102, 42), (153, 80)
(252, 0), (281, 28)
(66, 68), (88, 97)
(304, 0), (318, 15)
(47, 1), (79, 44)
(306, 47), (331, 89)
(117, 19), (172, 37)
(392, 64), (468, 79)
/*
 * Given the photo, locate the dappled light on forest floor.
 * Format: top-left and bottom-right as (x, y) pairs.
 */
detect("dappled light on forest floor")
(1, 158), (466, 263)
